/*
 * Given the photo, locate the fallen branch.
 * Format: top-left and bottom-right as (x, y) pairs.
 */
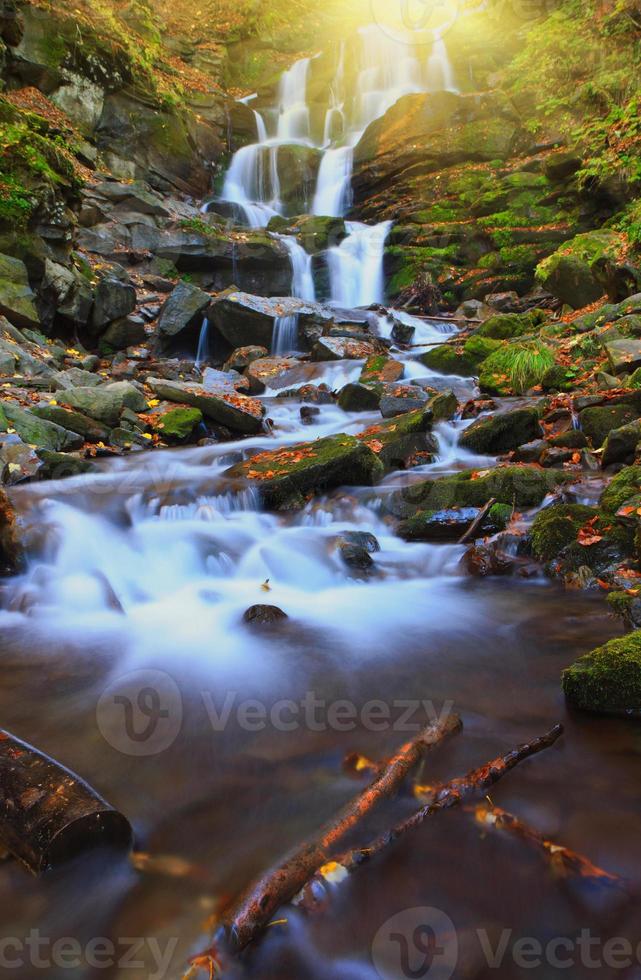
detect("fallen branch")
(472, 803), (627, 893)
(322, 725), (563, 878)
(216, 714), (462, 954)
(0, 730), (132, 875)
(459, 497), (497, 545)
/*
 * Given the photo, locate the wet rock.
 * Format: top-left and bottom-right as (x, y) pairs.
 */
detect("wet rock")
(312, 336), (383, 362)
(398, 507), (480, 542)
(601, 465), (641, 513)
(563, 633), (641, 716)
(360, 355), (404, 384)
(146, 377), (264, 434)
(338, 383), (382, 412)
(32, 405), (111, 444)
(579, 403), (639, 448)
(357, 406), (436, 469)
(59, 382), (148, 427)
(278, 383), (334, 405)
(548, 429), (588, 450)
(0, 434), (41, 485)
(223, 346), (269, 373)
(54, 368), (103, 390)
(379, 387), (430, 418)
(300, 406), (319, 425)
(485, 291), (521, 313)
(36, 451), (95, 480)
(90, 276), (136, 335)
(91, 180), (170, 217)
(389, 465), (570, 519)
(245, 357), (306, 394)
(541, 446), (575, 468)
(339, 531), (381, 553)
(460, 407), (542, 455)
(210, 292), (315, 350)
(462, 542), (515, 577)
(243, 605), (288, 626)
(608, 591), (641, 630)
(225, 434), (384, 510)
(390, 318), (415, 344)
(0, 254), (39, 329)
(530, 505), (598, 562)
(339, 542), (375, 571)
(157, 282), (211, 350)
(1, 403), (83, 452)
(511, 439), (547, 464)
(476, 309), (546, 339)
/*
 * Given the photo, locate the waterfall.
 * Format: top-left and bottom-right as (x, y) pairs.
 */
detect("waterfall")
(254, 109), (268, 142)
(195, 318), (209, 368)
(277, 58), (311, 141)
(328, 221), (392, 308)
(272, 314), (299, 355)
(312, 146), (354, 218)
(427, 37), (456, 93)
(278, 235), (316, 302)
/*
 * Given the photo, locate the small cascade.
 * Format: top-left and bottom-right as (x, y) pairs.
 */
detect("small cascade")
(272, 314), (299, 355)
(277, 58), (312, 141)
(312, 146), (354, 218)
(427, 36), (456, 92)
(278, 235), (316, 302)
(327, 221), (392, 307)
(195, 318), (210, 369)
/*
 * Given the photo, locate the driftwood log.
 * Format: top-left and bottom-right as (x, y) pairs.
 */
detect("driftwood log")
(218, 713), (462, 953)
(0, 730), (132, 874)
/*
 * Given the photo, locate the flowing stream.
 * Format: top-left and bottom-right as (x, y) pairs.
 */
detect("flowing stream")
(0, 22), (639, 980)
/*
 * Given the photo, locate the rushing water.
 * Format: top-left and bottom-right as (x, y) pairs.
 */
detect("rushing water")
(2, 22), (641, 980)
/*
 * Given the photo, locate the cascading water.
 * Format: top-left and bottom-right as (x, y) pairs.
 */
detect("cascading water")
(195, 317), (210, 369)
(277, 234), (316, 302)
(218, 25), (457, 298)
(271, 314), (300, 355)
(328, 221), (392, 307)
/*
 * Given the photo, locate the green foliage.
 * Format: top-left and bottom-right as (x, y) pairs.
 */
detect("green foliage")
(479, 342), (556, 396)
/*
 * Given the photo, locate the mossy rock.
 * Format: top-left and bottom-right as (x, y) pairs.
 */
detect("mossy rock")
(535, 231), (624, 309)
(154, 407), (203, 442)
(548, 430), (588, 449)
(478, 342), (556, 396)
(601, 466), (641, 513)
(360, 355), (403, 384)
(602, 420), (641, 467)
(337, 383), (382, 412)
(579, 404), (639, 448)
(459, 407), (542, 455)
(419, 335), (499, 377)
(225, 433), (385, 510)
(530, 504), (598, 561)
(563, 633), (641, 716)
(392, 465), (570, 517)
(476, 310), (546, 340)
(357, 407), (435, 469)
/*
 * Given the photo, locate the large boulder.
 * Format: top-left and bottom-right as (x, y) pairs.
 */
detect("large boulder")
(579, 403), (639, 448)
(0, 254), (39, 329)
(276, 144), (323, 215)
(356, 406), (436, 469)
(459, 407), (542, 455)
(32, 404), (111, 444)
(90, 276), (136, 335)
(210, 293), (329, 350)
(151, 230), (291, 293)
(535, 231), (626, 309)
(602, 420), (641, 467)
(563, 633), (641, 716)
(157, 282), (211, 352)
(146, 377), (264, 434)
(224, 433), (384, 509)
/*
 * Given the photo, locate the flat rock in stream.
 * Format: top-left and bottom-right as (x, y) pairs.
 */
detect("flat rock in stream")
(1, 404), (84, 452)
(224, 434), (385, 509)
(59, 382), (148, 427)
(312, 336), (385, 362)
(146, 377), (264, 434)
(356, 404), (439, 469)
(245, 357), (309, 394)
(360, 355), (404, 384)
(459, 407), (542, 455)
(388, 465), (572, 519)
(398, 507), (481, 542)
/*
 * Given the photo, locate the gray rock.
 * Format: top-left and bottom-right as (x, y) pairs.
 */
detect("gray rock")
(0, 254), (39, 329)
(90, 277), (136, 334)
(101, 315), (147, 351)
(2, 403), (84, 452)
(32, 405), (111, 443)
(146, 377), (264, 434)
(243, 604), (288, 626)
(59, 382), (148, 426)
(157, 282), (211, 346)
(0, 434), (41, 485)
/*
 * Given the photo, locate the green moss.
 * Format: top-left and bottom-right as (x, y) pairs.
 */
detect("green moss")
(579, 404), (639, 448)
(477, 310), (547, 340)
(530, 504), (598, 561)
(563, 632), (641, 716)
(601, 465), (641, 513)
(397, 465), (570, 514)
(154, 407), (203, 442)
(607, 591), (635, 619)
(479, 342), (556, 395)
